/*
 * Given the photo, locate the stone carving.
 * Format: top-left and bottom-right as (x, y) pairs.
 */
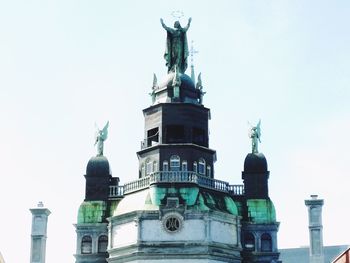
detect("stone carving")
(160, 17), (192, 73)
(95, 121), (109, 156)
(249, 120), (261, 154)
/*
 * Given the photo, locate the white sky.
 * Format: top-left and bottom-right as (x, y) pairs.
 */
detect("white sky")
(0, 0), (349, 262)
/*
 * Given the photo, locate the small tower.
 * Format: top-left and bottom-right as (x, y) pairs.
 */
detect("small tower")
(239, 121), (281, 263)
(305, 194), (325, 263)
(74, 122), (122, 263)
(30, 202), (51, 263)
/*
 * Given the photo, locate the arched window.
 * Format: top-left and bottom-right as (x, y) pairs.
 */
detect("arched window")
(81, 235), (92, 254)
(206, 165), (211, 177)
(182, 161), (188, 171)
(141, 164), (145, 177)
(98, 235), (108, 253)
(163, 161), (169, 171)
(170, 155), (180, 171)
(244, 233), (255, 251)
(146, 159), (153, 175)
(198, 158), (206, 175)
(261, 233), (272, 252)
(193, 162), (198, 173)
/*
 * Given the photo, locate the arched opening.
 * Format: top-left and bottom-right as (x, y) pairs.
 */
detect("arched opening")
(98, 235), (108, 253)
(198, 158), (206, 175)
(244, 233), (255, 251)
(170, 155), (180, 171)
(81, 235), (92, 254)
(261, 233), (272, 252)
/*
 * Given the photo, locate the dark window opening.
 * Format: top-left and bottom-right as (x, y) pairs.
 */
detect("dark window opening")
(166, 125), (185, 143)
(98, 235), (108, 253)
(81, 235), (92, 254)
(147, 127), (159, 147)
(244, 233), (255, 251)
(261, 233), (272, 252)
(192, 127), (206, 146)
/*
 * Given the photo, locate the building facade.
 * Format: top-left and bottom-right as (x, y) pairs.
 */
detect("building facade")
(74, 19), (281, 263)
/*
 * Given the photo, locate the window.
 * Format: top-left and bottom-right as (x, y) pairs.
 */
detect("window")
(153, 161), (158, 172)
(166, 125), (185, 143)
(261, 233), (272, 252)
(163, 161), (169, 171)
(146, 159), (153, 175)
(207, 166), (211, 177)
(147, 127), (159, 146)
(182, 161), (188, 171)
(193, 162), (198, 173)
(98, 235), (108, 253)
(81, 235), (92, 254)
(244, 233), (255, 251)
(198, 158), (206, 175)
(141, 164), (145, 177)
(170, 155), (180, 171)
(192, 127), (206, 146)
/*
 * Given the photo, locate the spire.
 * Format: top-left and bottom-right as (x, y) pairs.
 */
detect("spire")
(190, 40), (199, 84)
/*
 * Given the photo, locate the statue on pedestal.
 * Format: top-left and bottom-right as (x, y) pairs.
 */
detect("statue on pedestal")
(160, 17), (192, 73)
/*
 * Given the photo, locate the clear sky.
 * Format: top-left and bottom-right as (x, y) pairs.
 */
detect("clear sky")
(0, 0), (349, 262)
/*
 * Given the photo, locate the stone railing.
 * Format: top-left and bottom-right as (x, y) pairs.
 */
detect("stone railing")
(116, 171), (244, 196)
(109, 185), (124, 199)
(228, 184), (245, 196)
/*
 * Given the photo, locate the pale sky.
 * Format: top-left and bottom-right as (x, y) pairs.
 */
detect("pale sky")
(0, 1), (349, 262)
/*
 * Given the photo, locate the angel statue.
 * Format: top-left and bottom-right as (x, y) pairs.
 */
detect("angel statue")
(95, 121), (109, 156)
(249, 120), (261, 154)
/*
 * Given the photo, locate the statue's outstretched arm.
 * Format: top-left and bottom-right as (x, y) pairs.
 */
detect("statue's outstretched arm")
(160, 18), (172, 32)
(184, 17), (192, 31)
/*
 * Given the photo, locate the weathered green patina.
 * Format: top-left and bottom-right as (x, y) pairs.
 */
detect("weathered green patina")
(149, 186), (199, 206)
(77, 201), (107, 224)
(193, 191), (238, 215)
(246, 199), (276, 223)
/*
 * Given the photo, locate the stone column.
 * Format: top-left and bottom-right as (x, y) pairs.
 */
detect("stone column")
(30, 202), (51, 263)
(305, 195), (324, 263)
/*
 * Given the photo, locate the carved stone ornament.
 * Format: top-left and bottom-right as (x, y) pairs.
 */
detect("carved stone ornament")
(162, 212), (183, 233)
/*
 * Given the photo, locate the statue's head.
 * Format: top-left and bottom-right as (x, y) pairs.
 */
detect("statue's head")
(174, 21), (181, 28)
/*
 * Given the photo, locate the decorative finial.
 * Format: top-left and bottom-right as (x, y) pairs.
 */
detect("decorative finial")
(249, 120), (261, 154)
(37, 201), (44, 208)
(160, 16), (192, 73)
(196, 73), (206, 104)
(172, 65), (181, 99)
(94, 121), (109, 156)
(149, 73), (158, 104)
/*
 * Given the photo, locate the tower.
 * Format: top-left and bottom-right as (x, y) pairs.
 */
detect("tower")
(237, 122), (281, 263)
(305, 195), (324, 263)
(75, 17), (281, 263)
(74, 123), (122, 263)
(30, 202), (50, 263)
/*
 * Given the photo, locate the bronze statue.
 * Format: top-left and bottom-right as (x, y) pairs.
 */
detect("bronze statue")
(249, 120), (261, 154)
(160, 18), (192, 73)
(95, 121), (109, 156)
